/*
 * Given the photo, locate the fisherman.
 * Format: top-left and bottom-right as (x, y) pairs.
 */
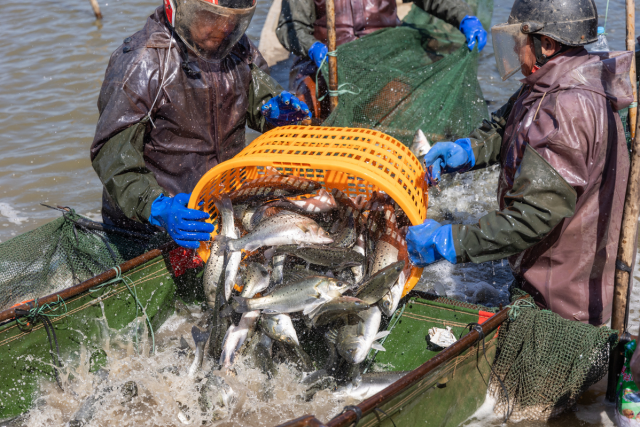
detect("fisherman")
(90, 0), (311, 249)
(276, 0), (487, 120)
(408, 0), (632, 325)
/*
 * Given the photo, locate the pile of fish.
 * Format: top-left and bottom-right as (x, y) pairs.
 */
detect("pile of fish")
(184, 168), (414, 419)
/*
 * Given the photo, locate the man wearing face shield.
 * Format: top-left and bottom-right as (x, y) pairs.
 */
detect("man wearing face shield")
(407, 0), (634, 325)
(90, 0), (311, 249)
(276, 0), (488, 120)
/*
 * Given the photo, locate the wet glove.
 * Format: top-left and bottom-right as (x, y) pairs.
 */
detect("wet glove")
(423, 138), (475, 186)
(261, 91), (312, 126)
(406, 219), (457, 267)
(459, 15), (487, 52)
(308, 41), (329, 69)
(148, 193), (214, 250)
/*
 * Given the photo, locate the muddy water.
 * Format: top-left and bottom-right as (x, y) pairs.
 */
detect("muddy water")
(1, 0), (640, 425)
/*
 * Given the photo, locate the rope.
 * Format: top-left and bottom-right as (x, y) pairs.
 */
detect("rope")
(90, 266), (156, 355)
(507, 299), (537, 321)
(373, 407), (397, 427)
(315, 51), (361, 102)
(603, 0), (610, 33)
(15, 296), (68, 391)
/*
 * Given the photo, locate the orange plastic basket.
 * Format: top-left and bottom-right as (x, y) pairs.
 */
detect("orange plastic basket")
(188, 126), (428, 296)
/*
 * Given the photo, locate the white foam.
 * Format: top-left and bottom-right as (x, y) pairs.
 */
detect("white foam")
(0, 202), (28, 225)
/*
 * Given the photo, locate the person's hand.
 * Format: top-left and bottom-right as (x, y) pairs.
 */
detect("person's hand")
(308, 41), (328, 68)
(148, 193), (214, 249)
(423, 138), (475, 185)
(261, 91), (312, 126)
(406, 219), (457, 267)
(459, 15), (487, 52)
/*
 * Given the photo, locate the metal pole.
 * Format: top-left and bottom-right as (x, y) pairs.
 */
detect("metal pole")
(627, 0), (637, 138)
(326, 0), (339, 111)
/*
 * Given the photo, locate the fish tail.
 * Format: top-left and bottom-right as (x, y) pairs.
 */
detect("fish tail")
(191, 325), (210, 346)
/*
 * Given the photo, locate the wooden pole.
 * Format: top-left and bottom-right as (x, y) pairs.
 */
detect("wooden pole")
(326, 0), (339, 111)
(627, 0), (637, 139)
(89, 0), (103, 20)
(611, 92), (640, 336)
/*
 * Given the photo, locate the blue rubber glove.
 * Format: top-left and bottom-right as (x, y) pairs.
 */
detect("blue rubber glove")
(148, 193), (214, 250)
(261, 91), (312, 126)
(459, 15), (487, 52)
(423, 138), (475, 186)
(308, 41), (328, 68)
(406, 219), (457, 267)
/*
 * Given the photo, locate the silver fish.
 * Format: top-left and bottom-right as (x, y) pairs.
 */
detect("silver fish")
(355, 261), (404, 304)
(219, 310), (260, 369)
(233, 275), (349, 315)
(309, 296), (370, 326)
(272, 253), (286, 286)
(333, 371), (409, 400)
(223, 211), (333, 252)
(69, 375), (138, 427)
(334, 306), (388, 364)
(351, 233), (366, 284)
(261, 313), (300, 346)
(198, 371), (236, 421)
(410, 129), (431, 160)
(203, 198), (233, 307)
(267, 188), (337, 213)
(273, 244), (364, 269)
(187, 310), (214, 377)
(216, 196), (241, 302)
(379, 269), (407, 316)
(241, 262), (270, 298)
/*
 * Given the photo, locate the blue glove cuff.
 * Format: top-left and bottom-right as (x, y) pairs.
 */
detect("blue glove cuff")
(148, 194), (168, 227)
(459, 15), (474, 30)
(433, 225), (457, 264)
(453, 138), (476, 172)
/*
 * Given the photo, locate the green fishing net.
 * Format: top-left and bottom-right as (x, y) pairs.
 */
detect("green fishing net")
(489, 291), (618, 421)
(0, 209), (156, 311)
(321, 0), (492, 146)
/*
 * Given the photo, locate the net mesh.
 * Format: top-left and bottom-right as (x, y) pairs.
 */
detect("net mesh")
(0, 209), (156, 311)
(489, 292), (618, 421)
(321, 0), (492, 146)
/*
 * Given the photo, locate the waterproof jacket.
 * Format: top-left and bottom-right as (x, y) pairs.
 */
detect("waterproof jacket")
(454, 48), (632, 325)
(91, 7), (282, 229)
(276, 0), (470, 57)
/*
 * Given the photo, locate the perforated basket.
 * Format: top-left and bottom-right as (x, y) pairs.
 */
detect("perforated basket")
(188, 126), (428, 295)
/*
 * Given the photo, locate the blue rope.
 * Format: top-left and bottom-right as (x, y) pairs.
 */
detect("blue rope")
(90, 266), (156, 355)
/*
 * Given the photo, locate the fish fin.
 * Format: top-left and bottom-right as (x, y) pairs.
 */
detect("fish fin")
(213, 235), (234, 254)
(325, 328), (338, 343)
(231, 296), (250, 313)
(191, 325), (210, 346)
(219, 303), (234, 318)
(371, 342), (386, 352)
(302, 299), (328, 316)
(374, 331), (391, 341)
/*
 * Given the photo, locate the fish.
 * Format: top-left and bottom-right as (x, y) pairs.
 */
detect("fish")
(215, 196), (241, 302)
(379, 271), (406, 316)
(240, 262), (270, 298)
(273, 244), (364, 270)
(410, 129), (431, 160)
(198, 371), (236, 421)
(228, 174), (322, 205)
(219, 310), (260, 369)
(308, 296), (370, 326)
(331, 188), (362, 220)
(261, 313), (300, 346)
(333, 371), (409, 400)
(232, 275), (350, 315)
(271, 253), (286, 286)
(334, 306), (388, 364)
(351, 233), (367, 284)
(221, 211), (333, 252)
(68, 375), (138, 427)
(188, 325), (210, 378)
(354, 260), (405, 305)
(203, 197), (233, 308)
(265, 188), (337, 214)
(329, 212), (357, 249)
(240, 332), (277, 378)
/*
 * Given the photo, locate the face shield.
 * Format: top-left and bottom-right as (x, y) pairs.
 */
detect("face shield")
(491, 23), (530, 81)
(173, 0), (256, 63)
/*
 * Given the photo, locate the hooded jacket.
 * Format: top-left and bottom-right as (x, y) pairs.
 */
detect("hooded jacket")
(453, 48), (633, 324)
(90, 7), (282, 229)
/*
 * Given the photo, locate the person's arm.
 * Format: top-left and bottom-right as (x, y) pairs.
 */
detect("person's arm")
(276, 0), (318, 57)
(410, 0), (471, 28)
(90, 47), (167, 223)
(452, 90), (593, 264)
(468, 86), (523, 170)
